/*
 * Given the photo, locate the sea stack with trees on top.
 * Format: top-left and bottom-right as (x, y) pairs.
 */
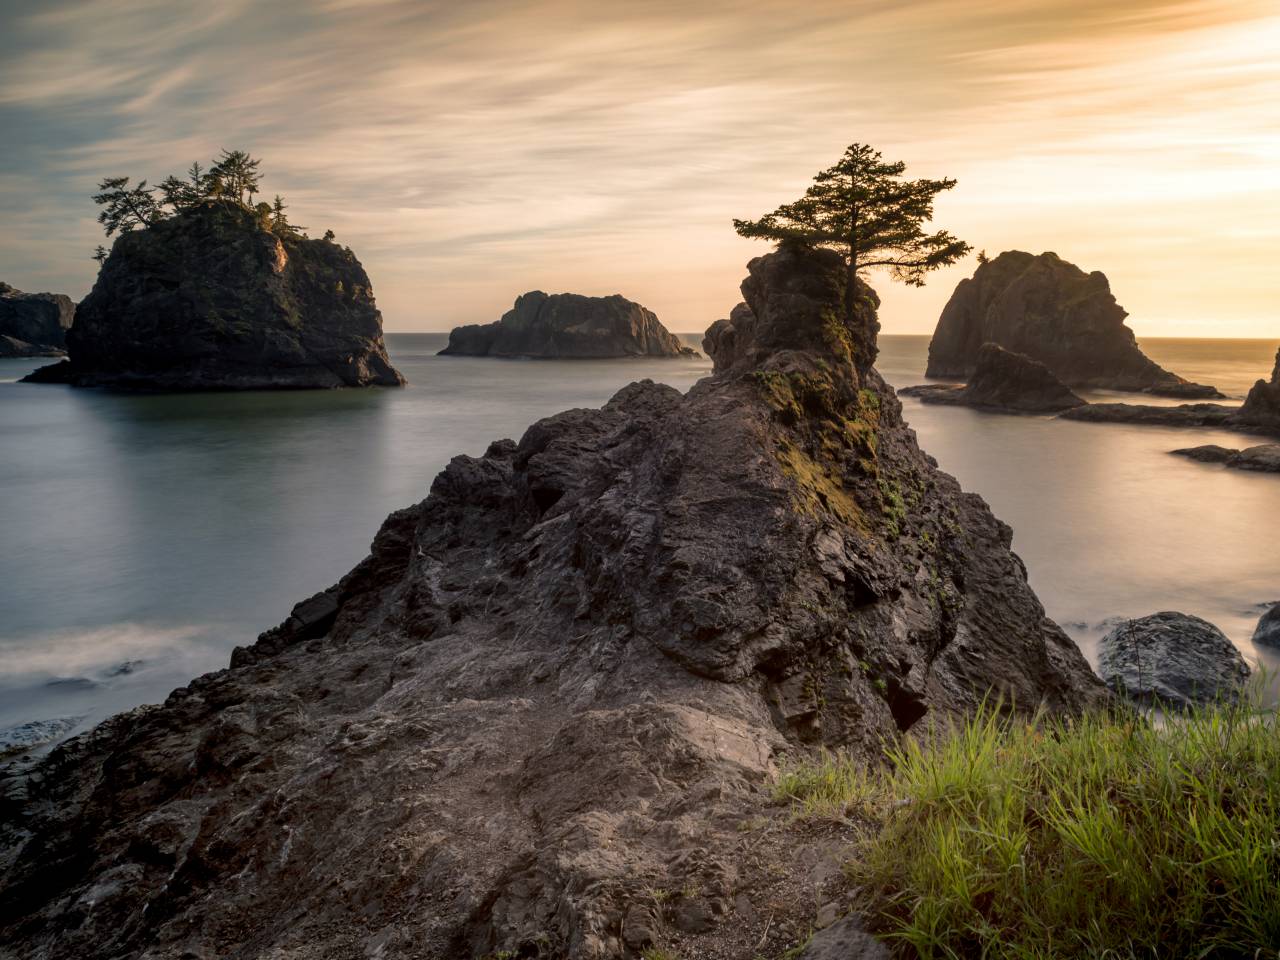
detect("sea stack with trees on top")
(23, 150), (403, 391)
(0, 143), (1106, 960)
(440, 290), (696, 358)
(925, 250), (1221, 398)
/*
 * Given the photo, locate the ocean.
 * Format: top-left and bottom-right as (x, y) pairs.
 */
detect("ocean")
(2, 334), (1277, 743)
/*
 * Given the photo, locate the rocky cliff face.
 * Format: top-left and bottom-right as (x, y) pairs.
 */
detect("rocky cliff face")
(0, 245), (1104, 960)
(0, 282), (74, 357)
(22, 202), (403, 389)
(926, 252), (1219, 397)
(1237, 347), (1280, 431)
(441, 291), (696, 358)
(901, 342), (1085, 413)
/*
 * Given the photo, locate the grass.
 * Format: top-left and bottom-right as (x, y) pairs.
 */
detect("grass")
(776, 698), (1280, 958)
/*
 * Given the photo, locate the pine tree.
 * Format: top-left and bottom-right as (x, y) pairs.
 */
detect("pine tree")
(208, 149), (262, 206)
(734, 143), (970, 325)
(92, 245), (108, 264)
(91, 177), (163, 236)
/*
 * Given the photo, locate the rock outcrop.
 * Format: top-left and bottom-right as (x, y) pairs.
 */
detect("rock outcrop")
(22, 201), (403, 390)
(1097, 612), (1250, 708)
(926, 252), (1220, 398)
(900, 342), (1085, 413)
(440, 291), (696, 359)
(0, 244), (1104, 960)
(1236, 347), (1280, 432)
(1171, 444), (1280, 473)
(1253, 604), (1280, 648)
(0, 282), (74, 358)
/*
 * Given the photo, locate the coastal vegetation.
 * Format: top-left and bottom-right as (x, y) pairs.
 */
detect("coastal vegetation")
(777, 697), (1280, 958)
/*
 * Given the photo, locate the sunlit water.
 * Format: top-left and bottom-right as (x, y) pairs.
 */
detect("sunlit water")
(2, 334), (1277, 741)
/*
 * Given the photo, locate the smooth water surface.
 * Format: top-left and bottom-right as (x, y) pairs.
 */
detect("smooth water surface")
(2, 334), (1277, 738)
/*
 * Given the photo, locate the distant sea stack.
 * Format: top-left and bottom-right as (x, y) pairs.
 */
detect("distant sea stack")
(23, 201), (403, 390)
(0, 282), (74, 358)
(1236, 347), (1280, 431)
(900, 342), (1085, 414)
(925, 251), (1220, 398)
(439, 291), (697, 358)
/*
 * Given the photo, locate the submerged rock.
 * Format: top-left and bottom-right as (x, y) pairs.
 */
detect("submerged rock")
(1097, 612), (1250, 708)
(1171, 444), (1280, 473)
(900, 342), (1085, 413)
(0, 244), (1104, 959)
(1061, 402), (1236, 428)
(22, 201), (403, 390)
(440, 290), (696, 358)
(926, 252), (1220, 397)
(1253, 605), (1280, 647)
(0, 282), (74, 357)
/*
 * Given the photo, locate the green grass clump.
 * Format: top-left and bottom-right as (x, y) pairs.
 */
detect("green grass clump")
(781, 700), (1280, 958)
(774, 749), (875, 820)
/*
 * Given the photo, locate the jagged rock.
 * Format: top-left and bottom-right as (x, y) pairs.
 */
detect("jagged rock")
(0, 282), (74, 357)
(21, 202), (403, 390)
(0, 717), (84, 759)
(900, 342), (1085, 413)
(1236, 347), (1280, 431)
(440, 291), (696, 358)
(1097, 612), (1250, 708)
(926, 252), (1220, 397)
(0, 244), (1104, 960)
(1253, 604), (1280, 647)
(798, 916), (890, 960)
(1171, 444), (1280, 473)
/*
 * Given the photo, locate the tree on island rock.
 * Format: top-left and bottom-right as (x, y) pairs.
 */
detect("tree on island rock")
(734, 142), (971, 362)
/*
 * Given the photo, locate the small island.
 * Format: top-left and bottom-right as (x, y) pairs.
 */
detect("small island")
(439, 290), (697, 358)
(900, 341), (1086, 413)
(0, 282), (74, 358)
(24, 151), (403, 390)
(926, 250), (1221, 398)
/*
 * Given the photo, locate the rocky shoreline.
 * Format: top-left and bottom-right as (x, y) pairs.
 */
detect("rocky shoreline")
(0, 245), (1105, 960)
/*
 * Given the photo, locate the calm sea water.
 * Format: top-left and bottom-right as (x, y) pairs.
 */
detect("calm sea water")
(1, 334), (1277, 740)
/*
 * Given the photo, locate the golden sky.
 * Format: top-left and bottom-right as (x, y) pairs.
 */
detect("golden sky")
(2, 0), (1277, 336)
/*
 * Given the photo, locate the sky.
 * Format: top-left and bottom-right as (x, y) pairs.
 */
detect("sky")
(1, 0), (1278, 336)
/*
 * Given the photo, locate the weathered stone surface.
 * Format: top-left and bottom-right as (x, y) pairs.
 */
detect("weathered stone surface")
(0, 245), (1104, 959)
(926, 252), (1220, 397)
(0, 282), (73, 356)
(1097, 612), (1250, 708)
(21, 201), (403, 390)
(1253, 604), (1280, 648)
(1236, 347), (1280, 432)
(901, 342), (1085, 413)
(440, 290), (695, 358)
(1171, 444), (1280, 473)
(798, 916), (890, 960)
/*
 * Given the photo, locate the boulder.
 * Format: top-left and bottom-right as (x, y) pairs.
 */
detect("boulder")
(0, 282), (74, 356)
(1171, 444), (1280, 473)
(926, 252), (1220, 397)
(1097, 612), (1250, 708)
(1253, 604), (1280, 648)
(21, 201), (403, 390)
(1236, 347), (1280, 432)
(900, 342), (1085, 413)
(0, 244), (1105, 960)
(440, 290), (696, 358)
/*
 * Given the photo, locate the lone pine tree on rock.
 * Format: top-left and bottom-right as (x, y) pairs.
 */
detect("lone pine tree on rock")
(735, 142), (970, 339)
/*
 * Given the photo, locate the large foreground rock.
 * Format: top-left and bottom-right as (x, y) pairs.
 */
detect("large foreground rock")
(22, 201), (403, 390)
(926, 252), (1219, 397)
(900, 342), (1085, 413)
(441, 291), (696, 358)
(1097, 612), (1250, 708)
(0, 245), (1104, 960)
(0, 282), (74, 357)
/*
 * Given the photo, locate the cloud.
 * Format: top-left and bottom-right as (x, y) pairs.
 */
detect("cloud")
(1, 0), (1277, 335)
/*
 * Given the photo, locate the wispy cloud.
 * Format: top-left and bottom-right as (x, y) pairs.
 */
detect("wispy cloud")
(0, 0), (1277, 335)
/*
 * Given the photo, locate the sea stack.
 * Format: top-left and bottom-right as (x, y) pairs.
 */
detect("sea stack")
(0, 245), (1105, 959)
(900, 341), (1085, 413)
(22, 201), (403, 390)
(1236, 347), (1280, 431)
(0, 282), (74, 358)
(440, 290), (696, 358)
(926, 251), (1220, 398)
